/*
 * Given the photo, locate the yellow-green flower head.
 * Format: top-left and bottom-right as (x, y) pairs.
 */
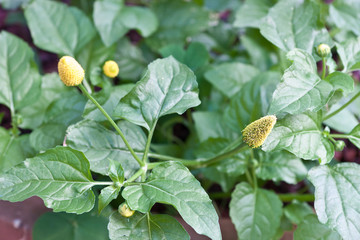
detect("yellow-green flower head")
(103, 60), (119, 78)
(316, 43), (331, 58)
(242, 115), (277, 148)
(58, 56), (85, 86)
(118, 202), (135, 217)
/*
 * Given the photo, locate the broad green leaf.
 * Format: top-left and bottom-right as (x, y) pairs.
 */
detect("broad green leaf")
(283, 201), (314, 225)
(0, 147), (96, 214)
(114, 38), (147, 81)
(256, 151), (307, 184)
(18, 73), (74, 129)
(1, 0), (28, 9)
(122, 162), (221, 240)
(193, 111), (237, 142)
(196, 138), (248, 192)
(98, 185), (120, 214)
(33, 212), (109, 240)
(224, 72), (280, 133)
(325, 72), (354, 95)
(24, 0), (96, 55)
(0, 128), (24, 172)
(93, 0), (158, 46)
(83, 84), (134, 122)
(160, 42), (209, 72)
(76, 34), (116, 79)
(262, 112), (334, 164)
(260, 0), (332, 54)
(66, 120), (144, 176)
(348, 124), (360, 149)
(330, 1), (360, 37)
(0, 31), (41, 113)
(113, 56), (201, 131)
(146, 1), (210, 50)
(324, 102), (358, 133)
(308, 163), (360, 240)
(230, 182), (282, 240)
(294, 215), (342, 240)
(108, 212), (189, 240)
(204, 62), (260, 98)
(336, 37), (360, 72)
(269, 49), (333, 115)
(233, 0), (275, 28)
(30, 93), (86, 152)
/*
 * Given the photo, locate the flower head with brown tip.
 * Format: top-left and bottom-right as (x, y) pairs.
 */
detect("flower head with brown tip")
(242, 115), (277, 148)
(58, 56), (84, 86)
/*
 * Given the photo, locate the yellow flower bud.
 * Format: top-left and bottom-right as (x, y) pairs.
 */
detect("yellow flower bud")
(242, 115), (277, 148)
(103, 60), (119, 78)
(118, 202), (135, 217)
(316, 44), (331, 58)
(58, 56), (84, 86)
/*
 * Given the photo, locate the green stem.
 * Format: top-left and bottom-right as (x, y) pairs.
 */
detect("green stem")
(321, 57), (327, 79)
(82, 78), (92, 94)
(329, 134), (351, 139)
(278, 194), (315, 202)
(148, 153), (185, 162)
(245, 169), (254, 187)
(142, 124), (157, 164)
(125, 168), (145, 184)
(323, 91), (360, 121)
(91, 181), (114, 186)
(78, 84), (144, 167)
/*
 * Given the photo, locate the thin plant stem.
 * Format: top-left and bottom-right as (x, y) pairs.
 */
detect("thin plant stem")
(245, 169), (254, 187)
(321, 57), (327, 79)
(78, 84), (144, 167)
(91, 181), (114, 186)
(125, 168), (144, 184)
(323, 91), (360, 121)
(278, 194), (315, 202)
(329, 134), (351, 139)
(142, 123), (157, 164)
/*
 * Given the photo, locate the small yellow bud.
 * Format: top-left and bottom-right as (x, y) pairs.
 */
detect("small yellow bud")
(316, 44), (331, 58)
(242, 115), (277, 148)
(103, 60), (119, 78)
(118, 202), (135, 217)
(58, 56), (84, 86)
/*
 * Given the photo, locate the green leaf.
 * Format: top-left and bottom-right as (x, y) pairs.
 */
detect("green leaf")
(0, 128), (25, 172)
(18, 73), (74, 129)
(230, 182), (282, 240)
(122, 162), (221, 240)
(348, 124), (360, 148)
(325, 71), (354, 95)
(146, 1), (210, 51)
(113, 56), (201, 131)
(262, 112), (334, 164)
(24, 0), (96, 55)
(193, 111), (237, 142)
(108, 212), (189, 240)
(224, 72), (280, 133)
(330, 1), (360, 37)
(76, 34), (116, 79)
(294, 215), (342, 240)
(256, 151), (307, 184)
(30, 93), (86, 152)
(98, 185), (120, 214)
(233, 0), (275, 28)
(324, 103), (358, 133)
(33, 212), (109, 240)
(204, 62), (260, 98)
(108, 160), (124, 184)
(0, 31), (41, 113)
(269, 49), (333, 115)
(260, 0), (332, 54)
(196, 138), (248, 192)
(66, 120), (144, 176)
(1, 0), (28, 9)
(336, 37), (360, 72)
(83, 84), (134, 122)
(93, 0), (158, 46)
(283, 201), (314, 225)
(114, 38), (147, 81)
(0, 146), (96, 214)
(308, 163), (360, 240)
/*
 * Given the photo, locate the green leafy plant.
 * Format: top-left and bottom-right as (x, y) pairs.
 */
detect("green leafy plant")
(1, 0), (360, 239)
